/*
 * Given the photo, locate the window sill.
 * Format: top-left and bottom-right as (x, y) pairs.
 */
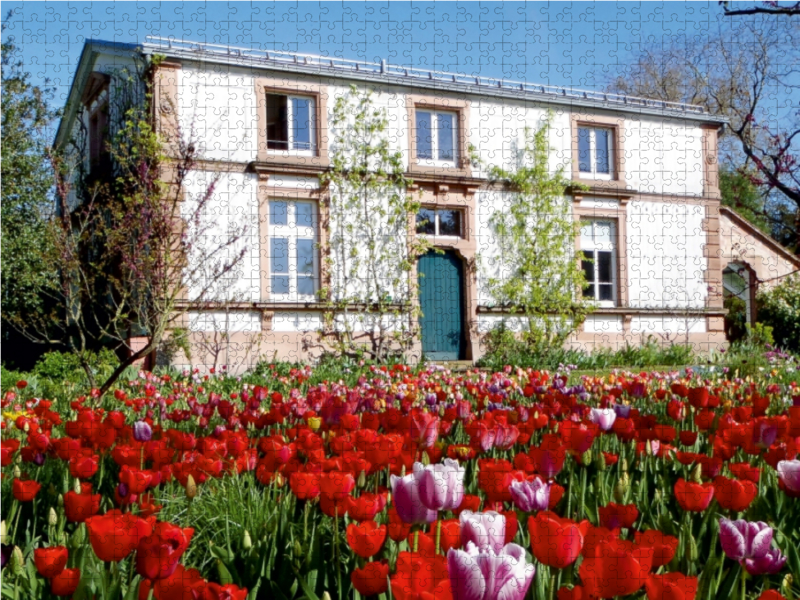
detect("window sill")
(254, 152), (329, 169)
(409, 162), (472, 178)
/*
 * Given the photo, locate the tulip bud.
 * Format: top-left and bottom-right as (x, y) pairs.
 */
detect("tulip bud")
(293, 540), (303, 559)
(0, 521), (7, 545)
(23, 422), (30, 433)
(594, 451), (607, 471)
(10, 546), (24, 575)
(614, 473), (630, 503)
(242, 530), (252, 550)
(274, 472), (285, 488)
(421, 451), (431, 466)
(57, 494), (64, 508)
(581, 449), (593, 466)
(73, 478), (82, 495)
(13, 466), (21, 479)
(70, 523), (85, 548)
(49, 508), (58, 527)
(621, 458), (629, 472)
(781, 574), (793, 599)
(186, 475), (197, 499)
(357, 470), (366, 488)
(690, 463), (703, 484)
(322, 593), (332, 600)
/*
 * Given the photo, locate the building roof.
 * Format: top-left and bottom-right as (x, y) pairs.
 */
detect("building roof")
(56, 37), (727, 148)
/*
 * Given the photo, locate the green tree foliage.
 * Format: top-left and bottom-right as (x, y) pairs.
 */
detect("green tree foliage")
(719, 167), (771, 234)
(320, 86), (428, 361)
(0, 28), (61, 362)
(481, 114), (592, 352)
(757, 274), (800, 353)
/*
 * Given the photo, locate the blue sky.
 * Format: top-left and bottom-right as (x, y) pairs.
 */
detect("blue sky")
(3, 1), (728, 107)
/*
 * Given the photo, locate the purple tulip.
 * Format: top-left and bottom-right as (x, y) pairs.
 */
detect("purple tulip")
(418, 459), (466, 512)
(744, 547), (787, 575)
(447, 542), (535, 600)
(509, 478), (550, 513)
(390, 464), (437, 525)
(612, 403), (632, 418)
(777, 460), (800, 493)
(753, 421), (778, 449)
(460, 511), (506, 554)
(133, 420), (152, 442)
(719, 518), (773, 562)
(589, 408), (616, 431)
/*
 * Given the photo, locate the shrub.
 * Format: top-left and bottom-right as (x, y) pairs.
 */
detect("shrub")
(756, 275), (800, 353)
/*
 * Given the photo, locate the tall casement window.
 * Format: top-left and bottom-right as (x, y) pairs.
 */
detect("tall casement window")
(578, 126), (613, 180)
(416, 109), (458, 165)
(581, 219), (617, 306)
(266, 94), (316, 153)
(268, 200), (318, 301)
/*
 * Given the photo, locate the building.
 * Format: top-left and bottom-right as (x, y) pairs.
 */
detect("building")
(54, 37), (799, 369)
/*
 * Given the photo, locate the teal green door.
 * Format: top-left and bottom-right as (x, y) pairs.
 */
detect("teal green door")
(418, 250), (465, 360)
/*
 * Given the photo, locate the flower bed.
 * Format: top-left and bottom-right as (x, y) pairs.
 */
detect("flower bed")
(2, 364), (799, 600)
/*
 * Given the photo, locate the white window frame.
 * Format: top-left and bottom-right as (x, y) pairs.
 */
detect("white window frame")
(266, 94), (317, 156)
(416, 207), (464, 239)
(415, 109), (458, 167)
(268, 200), (319, 302)
(580, 219), (617, 307)
(578, 126), (614, 180)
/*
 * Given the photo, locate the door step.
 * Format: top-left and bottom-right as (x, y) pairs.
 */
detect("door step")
(428, 360), (475, 371)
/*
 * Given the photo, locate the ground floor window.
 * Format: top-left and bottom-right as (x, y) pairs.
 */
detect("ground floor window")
(268, 200), (318, 301)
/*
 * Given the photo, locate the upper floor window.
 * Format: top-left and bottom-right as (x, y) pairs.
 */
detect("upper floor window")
(266, 94), (316, 154)
(416, 110), (457, 165)
(416, 208), (463, 237)
(578, 126), (613, 180)
(268, 200), (318, 301)
(89, 102), (109, 168)
(581, 219), (617, 306)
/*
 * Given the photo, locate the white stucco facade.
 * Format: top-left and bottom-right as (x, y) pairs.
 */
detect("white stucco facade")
(55, 38), (742, 368)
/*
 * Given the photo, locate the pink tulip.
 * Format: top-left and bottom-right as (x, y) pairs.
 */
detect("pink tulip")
(777, 460), (800, 493)
(418, 459), (465, 512)
(509, 478), (550, 513)
(719, 518), (773, 562)
(589, 408), (616, 431)
(447, 542), (535, 600)
(390, 464), (437, 525)
(460, 511), (506, 554)
(744, 547), (787, 575)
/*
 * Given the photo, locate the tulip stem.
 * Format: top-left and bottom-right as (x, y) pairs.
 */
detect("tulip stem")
(740, 567), (747, 600)
(548, 574), (556, 600)
(435, 519), (442, 555)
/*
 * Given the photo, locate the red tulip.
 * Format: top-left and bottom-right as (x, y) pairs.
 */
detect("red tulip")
(635, 530), (679, 567)
(347, 492), (388, 522)
(136, 522), (194, 580)
(580, 539), (654, 598)
(390, 552), (451, 600)
(138, 564), (205, 600)
(528, 511), (589, 569)
(645, 572), (698, 600)
(714, 476), (757, 512)
(346, 521), (387, 558)
(687, 387), (709, 409)
(12, 478), (41, 501)
(598, 502), (638, 529)
(427, 519), (461, 553)
(34, 546), (68, 579)
(351, 560), (390, 596)
(51, 568), (81, 597)
(674, 479), (715, 512)
(86, 510), (153, 562)
(69, 455), (99, 480)
(64, 488), (101, 523)
(320, 471), (355, 502)
(289, 472), (321, 500)
(196, 582), (248, 600)
(387, 506), (412, 542)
